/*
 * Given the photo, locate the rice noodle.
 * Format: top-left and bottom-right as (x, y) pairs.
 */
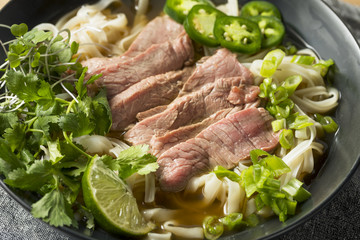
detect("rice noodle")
(163, 221), (204, 239)
(35, 0), (149, 59)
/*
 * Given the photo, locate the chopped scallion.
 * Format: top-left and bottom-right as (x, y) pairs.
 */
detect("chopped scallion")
(291, 55), (315, 65)
(314, 113), (338, 133)
(272, 118), (286, 132)
(260, 49), (285, 77)
(279, 129), (294, 149)
(203, 216), (224, 240)
(281, 75), (302, 96)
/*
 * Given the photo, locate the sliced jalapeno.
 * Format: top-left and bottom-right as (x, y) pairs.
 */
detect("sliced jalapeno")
(164, 0), (213, 23)
(250, 15), (285, 48)
(240, 1), (282, 20)
(184, 5), (226, 47)
(214, 16), (261, 54)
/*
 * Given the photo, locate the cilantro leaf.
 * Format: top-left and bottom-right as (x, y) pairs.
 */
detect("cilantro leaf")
(0, 112), (18, 135)
(111, 145), (158, 179)
(3, 122), (26, 152)
(31, 188), (74, 227)
(0, 139), (25, 177)
(5, 70), (54, 103)
(59, 112), (95, 137)
(4, 159), (53, 191)
(5, 70), (41, 102)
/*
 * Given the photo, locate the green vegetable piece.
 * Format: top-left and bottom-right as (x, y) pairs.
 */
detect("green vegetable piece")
(260, 49), (285, 77)
(282, 178), (311, 202)
(10, 23), (28, 37)
(269, 86), (288, 105)
(4, 159), (53, 191)
(31, 188), (74, 227)
(281, 75), (302, 96)
(266, 98), (294, 119)
(314, 113), (338, 133)
(214, 15), (262, 54)
(184, 4), (225, 47)
(213, 165), (241, 182)
(250, 15), (285, 48)
(259, 77), (276, 98)
(164, 0), (213, 23)
(219, 213), (244, 230)
(59, 112), (95, 137)
(313, 58), (334, 77)
(279, 129), (294, 149)
(288, 115), (313, 130)
(203, 216), (224, 240)
(0, 139), (25, 178)
(240, 1), (282, 20)
(7, 52), (21, 68)
(244, 213), (259, 227)
(272, 118), (285, 132)
(108, 145), (158, 180)
(291, 55), (315, 65)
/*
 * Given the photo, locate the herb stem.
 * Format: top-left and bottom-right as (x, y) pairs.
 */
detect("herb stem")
(62, 130), (92, 160)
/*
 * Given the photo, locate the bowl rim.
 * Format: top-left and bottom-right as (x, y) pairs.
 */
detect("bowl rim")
(0, 0), (360, 239)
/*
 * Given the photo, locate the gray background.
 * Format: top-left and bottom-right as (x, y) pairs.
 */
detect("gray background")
(1, 0), (360, 239)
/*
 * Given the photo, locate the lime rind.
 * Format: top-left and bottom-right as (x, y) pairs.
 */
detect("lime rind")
(82, 156), (154, 236)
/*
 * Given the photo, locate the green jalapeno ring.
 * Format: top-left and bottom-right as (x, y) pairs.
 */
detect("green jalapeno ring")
(240, 1), (282, 20)
(184, 4), (226, 47)
(250, 15), (285, 49)
(164, 0), (213, 23)
(214, 15), (262, 54)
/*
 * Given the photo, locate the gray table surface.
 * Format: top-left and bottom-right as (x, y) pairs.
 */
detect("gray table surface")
(1, 0), (360, 239)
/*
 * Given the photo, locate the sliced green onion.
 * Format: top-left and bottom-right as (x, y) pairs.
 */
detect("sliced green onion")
(314, 113), (338, 133)
(262, 155), (291, 177)
(249, 149), (270, 165)
(263, 178), (281, 191)
(288, 115), (314, 130)
(279, 42), (297, 55)
(255, 166), (272, 189)
(243, 165), (257, 197)
(266, 100), (293, 119)
(219, 213), (244, 230)
(255, 194), (265, 210)
(291, 55), (315, 65)
(272, 118), (286, 132)
(269, 86), (288, 105)
(282, 178), (311, 202)
(203, 216), (224, 240)
(279, 129), (294, 149)
(244, 214), (259, 227)
(281, 75), (302, 96)
(313, 58), (334, 77)
(260, 49), (285, 77)
(259, 78), (276, 98)
(286, 200), (297, 215)
(213, 166), (241, 182)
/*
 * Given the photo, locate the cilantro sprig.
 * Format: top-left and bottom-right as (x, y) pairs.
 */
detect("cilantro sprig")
(0, 23), (114, 228)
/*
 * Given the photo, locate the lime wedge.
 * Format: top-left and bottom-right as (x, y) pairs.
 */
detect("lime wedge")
(82, 156), (154, 236)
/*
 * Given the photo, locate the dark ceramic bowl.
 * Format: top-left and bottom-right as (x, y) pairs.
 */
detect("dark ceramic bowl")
(0, 0), (359, 239)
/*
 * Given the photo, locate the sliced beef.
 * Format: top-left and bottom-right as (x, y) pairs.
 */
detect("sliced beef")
(82, 15), (185, 74)
(136, 105), (168, 122)
(150, 107), (245, 157)
(110, 67), (194, 130)
(180, 48), (253, 95)
(156, 107), (279, 192)
(86, 32), (194, 98)
(124, 15), (186, 59)
(124, 76), (260, 145)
